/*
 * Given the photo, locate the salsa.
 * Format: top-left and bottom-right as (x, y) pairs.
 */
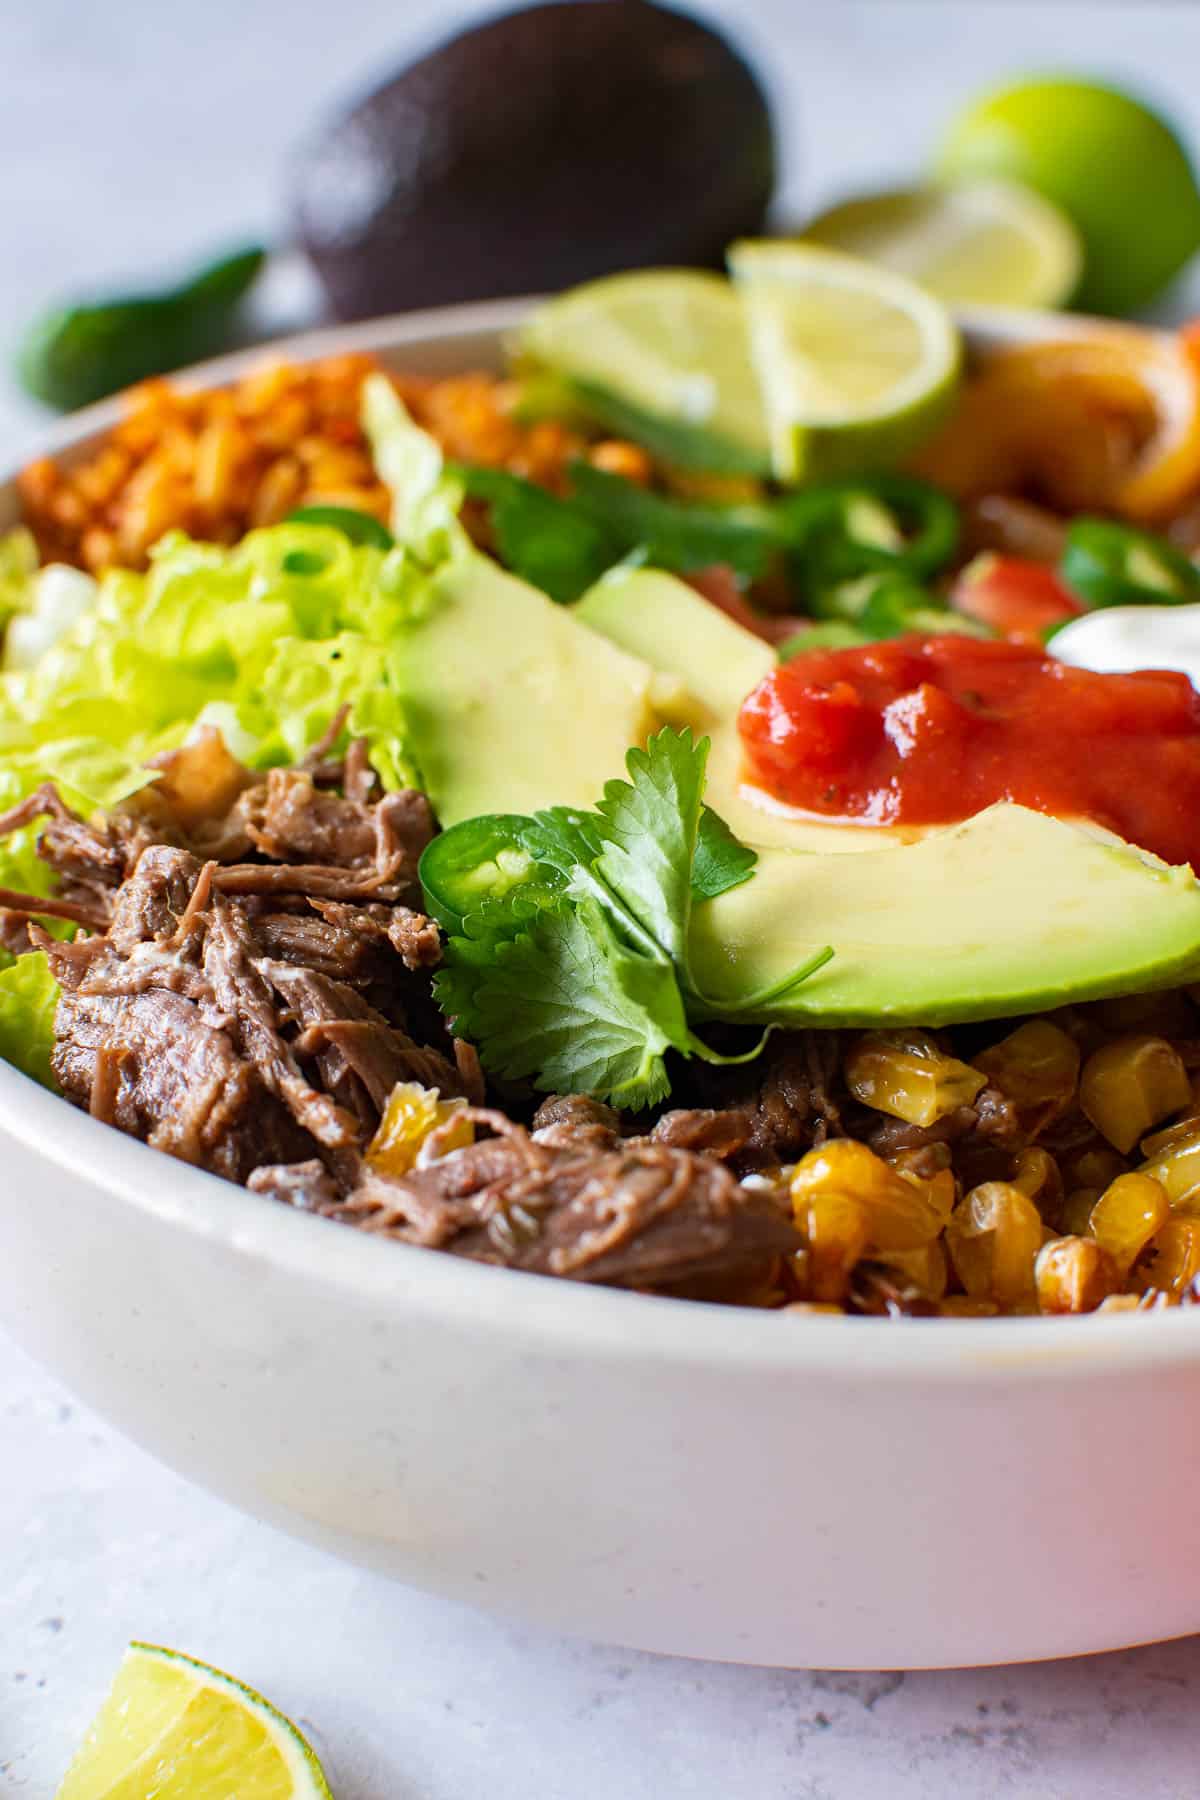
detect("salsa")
(738, 635), (1200, 869)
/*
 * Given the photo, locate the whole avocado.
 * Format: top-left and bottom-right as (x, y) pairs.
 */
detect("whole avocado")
(291, 0), (776, 320)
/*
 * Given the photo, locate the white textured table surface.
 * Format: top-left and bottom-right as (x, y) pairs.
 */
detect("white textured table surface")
(7, 4), (1200, 1794)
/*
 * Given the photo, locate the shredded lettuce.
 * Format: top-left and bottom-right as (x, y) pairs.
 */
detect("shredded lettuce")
(362, 374), (467, 565)
(0, 949), (59, 1088)
(0, 520), (431, 815)
(0, 528), (39, 631)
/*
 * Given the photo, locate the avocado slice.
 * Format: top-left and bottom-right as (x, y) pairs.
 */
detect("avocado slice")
(395, 549), (661, 825)
(690, 805), (1200, 1027)
(574, 567), (922, 852)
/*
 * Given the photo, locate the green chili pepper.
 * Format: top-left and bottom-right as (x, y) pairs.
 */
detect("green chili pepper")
(16, 245), (266, 411)
(1060, 518), (1200, 611)
(285, 506), (395, 549)
(782, 474), (960, 595)
(419, 816), (563, 934)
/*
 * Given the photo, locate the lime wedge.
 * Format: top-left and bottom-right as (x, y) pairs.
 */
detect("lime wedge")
(801, 180), (1082, 309)
(519, 269), (771, 472)
(55, 1643), (333, 1800)
(727, 240), (963, 483)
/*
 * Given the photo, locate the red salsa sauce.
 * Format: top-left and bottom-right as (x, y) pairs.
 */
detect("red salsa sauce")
(737, 635), (1200, 869)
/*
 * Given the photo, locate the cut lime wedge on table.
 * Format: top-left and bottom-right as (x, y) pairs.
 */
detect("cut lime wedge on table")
(55, 1643), (333, 1800)
(802, 180), (1083, 309)
(519, 268), (772, 472)
(727, 240), (963, 483)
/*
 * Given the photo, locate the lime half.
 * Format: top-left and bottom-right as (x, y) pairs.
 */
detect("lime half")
(802, 180), (1082, 309)
(727, 240), (963, 483)
(519, 269), (771, 472)
(55, 1643), (333, 1800)
(938, 78), (1200, 314)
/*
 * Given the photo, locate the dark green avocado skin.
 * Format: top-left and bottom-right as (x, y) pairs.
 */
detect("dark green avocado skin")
(292, 0), (776, 320)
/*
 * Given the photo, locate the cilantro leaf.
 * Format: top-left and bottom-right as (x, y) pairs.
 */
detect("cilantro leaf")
(693, 805), (758, 901)
(453, 465), (620, 603)
(594, 726), (707, 968)
(442, 896), (686, 1110)
(432, 727), (834, 1108)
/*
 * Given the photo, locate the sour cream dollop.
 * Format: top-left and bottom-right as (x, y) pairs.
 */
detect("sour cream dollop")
(1052, 603), (1200, 686)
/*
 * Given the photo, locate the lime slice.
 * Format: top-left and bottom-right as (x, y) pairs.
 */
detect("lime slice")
(55, 1643), (333, 1800)
(802, 181), (1082, 309)
(727, 240), (963, 483)
(519, 269), (771, 472)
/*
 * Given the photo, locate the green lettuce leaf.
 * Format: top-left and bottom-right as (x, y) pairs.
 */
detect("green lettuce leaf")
(0, 950), (59, 1088)
(362, 374), (467, 566)
(0, 520), (428, 817)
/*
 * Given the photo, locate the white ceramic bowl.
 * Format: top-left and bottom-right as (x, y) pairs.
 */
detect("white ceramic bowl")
(2, 303), (1199, 1672)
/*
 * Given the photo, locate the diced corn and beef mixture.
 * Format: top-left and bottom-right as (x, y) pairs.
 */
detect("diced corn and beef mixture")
(12, 356), (1200, 1319)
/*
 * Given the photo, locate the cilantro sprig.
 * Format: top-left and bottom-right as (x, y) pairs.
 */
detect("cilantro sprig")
(423, 728), (832, 1110)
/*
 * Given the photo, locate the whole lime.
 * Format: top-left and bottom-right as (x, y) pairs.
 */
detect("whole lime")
(938, 78), (1200, 314)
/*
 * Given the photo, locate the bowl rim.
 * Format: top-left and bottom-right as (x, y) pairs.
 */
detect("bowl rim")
(3, 294), (1196, 1381)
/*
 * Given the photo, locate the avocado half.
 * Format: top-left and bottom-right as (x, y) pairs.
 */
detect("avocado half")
(291, 0), (776, 320)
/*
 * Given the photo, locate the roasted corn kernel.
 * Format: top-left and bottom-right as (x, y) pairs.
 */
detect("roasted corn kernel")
(1087, 1172), (1170, 1273)
(1060, 1187), (1102, 1237)
(945, 1181), (1043, 1305)
(1035, 1235), (1118, 1314)
(1064, 1144), (1129, 1193)
(790, 1139), (952, 1251)
(844, 1031), (985, 1128)
(367, 1082), (473, 1177)
(797, 1190), (869, 1303)
(1140, 1216), (1200, 1298)
(1079, 1034), (1191, 1153)
(1136, 1125), (1200, 1208)
(1011, 1146), (1064, 1217)
(974, 1020), (1080, 1116)
(874, 1241), (949, 1301)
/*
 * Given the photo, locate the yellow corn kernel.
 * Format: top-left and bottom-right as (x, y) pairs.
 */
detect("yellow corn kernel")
(1087, 1172), (1170, 1273)
(1063, 1145), (1129, 1193)
(944, 1181), (1043, 1305)
(876, 1241), (949, 1301)
(1140, 1216), (1200, 1298)
(1136, 1125), (1200, 1208)
(1011, 1146), (1064, 1216)
(798, 1190), (869, 1303)
(1096, 1293), (1144, 1313)
(844, 1031), (985, 1128)
(1034, 1236), (1118, 1314)
(1059, 1187), (1101, 1237)
(974, 1020), (1080, 1113)
(790, 1138), (952, 1251)
(782, 1302), (846, 1316)
(367, 1082), (473, 1177)
(1079, 1035), (1191, 1154)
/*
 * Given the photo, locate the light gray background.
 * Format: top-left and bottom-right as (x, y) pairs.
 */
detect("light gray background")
(6, 4), (1200, 1795)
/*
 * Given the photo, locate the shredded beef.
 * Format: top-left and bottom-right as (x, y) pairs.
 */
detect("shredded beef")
(531, 1093), (622, 1151)
(248, 1160), (341, 1211)
(8, 746), (461, 1192)
(328, 1113), (798, 1289)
